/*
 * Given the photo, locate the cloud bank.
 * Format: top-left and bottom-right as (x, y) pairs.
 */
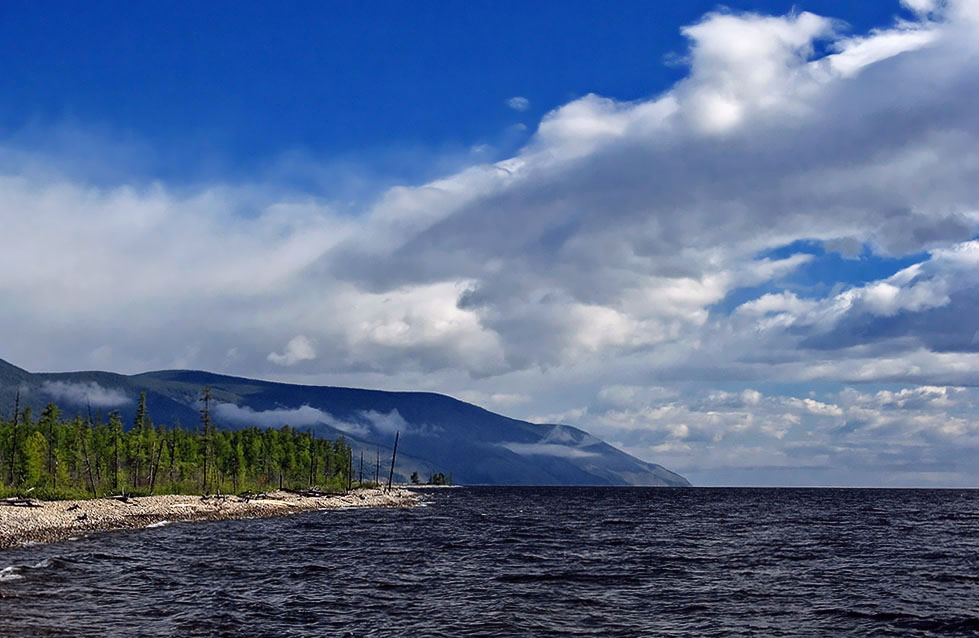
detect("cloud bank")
(544, 383), (979, 487)
(214, 403), (369, 436)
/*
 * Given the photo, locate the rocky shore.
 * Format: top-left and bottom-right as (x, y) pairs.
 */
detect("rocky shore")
(0, 488), (419, 550)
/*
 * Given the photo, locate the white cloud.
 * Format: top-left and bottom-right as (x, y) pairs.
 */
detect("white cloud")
(41, 381), (131, 408)
(677, 10), (836, 132)
(786, 397), (844, 417)
(828, 27), (938, 78)
(502, 426), (601, 458)
(506, 96), (530, 112)
(501, 442), (598, 459)
(736, 291), (816, 318)
(902, 0), (939, 14)
(214, 403), (368, 436)
(360, 409), (408, 435)
(268, 335), (317, 366)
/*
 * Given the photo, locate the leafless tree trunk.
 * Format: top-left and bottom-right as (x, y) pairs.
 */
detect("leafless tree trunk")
(387, 432), (399, 492)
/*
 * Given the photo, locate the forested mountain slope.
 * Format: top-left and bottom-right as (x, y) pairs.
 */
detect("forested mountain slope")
(0, 359), (689, 486)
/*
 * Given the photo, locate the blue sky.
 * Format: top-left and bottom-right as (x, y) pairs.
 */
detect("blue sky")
(3, 0), (979, 486)
(1, 1), (905, 183)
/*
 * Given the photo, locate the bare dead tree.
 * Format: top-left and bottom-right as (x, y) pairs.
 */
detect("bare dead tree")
(8, 390), (20, 485)
(200, 387), (212, 493)
(386, 431), (400, 492)
(79, 417), (97, 497)
(148, 431), (166, 494)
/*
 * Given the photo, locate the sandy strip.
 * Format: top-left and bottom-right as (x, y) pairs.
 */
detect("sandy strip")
(0, 488), (418, 550)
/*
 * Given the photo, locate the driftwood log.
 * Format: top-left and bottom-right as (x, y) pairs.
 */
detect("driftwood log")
(0, 497), (40, 507)
(237, 491), (279, 502)
(281, 488), (340, 498)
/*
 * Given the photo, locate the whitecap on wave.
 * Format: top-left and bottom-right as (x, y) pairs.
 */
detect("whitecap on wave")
(1, 558), (55, 582)
(0, 566), (23, 582)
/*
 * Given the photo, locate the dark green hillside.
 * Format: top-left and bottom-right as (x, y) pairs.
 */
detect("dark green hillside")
(0, 359), (30, 386)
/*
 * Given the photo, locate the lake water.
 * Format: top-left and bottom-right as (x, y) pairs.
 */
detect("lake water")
(3, 487), (979, 636)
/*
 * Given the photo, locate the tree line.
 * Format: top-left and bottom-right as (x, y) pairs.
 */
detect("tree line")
(410, 471), (452, 486)
(0, 388), (359, 499)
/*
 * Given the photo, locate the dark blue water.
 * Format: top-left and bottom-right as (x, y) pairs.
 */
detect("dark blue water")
(3, 487), (979, 637)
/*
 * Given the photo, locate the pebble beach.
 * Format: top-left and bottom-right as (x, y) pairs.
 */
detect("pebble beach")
(0, 488), (419, 550)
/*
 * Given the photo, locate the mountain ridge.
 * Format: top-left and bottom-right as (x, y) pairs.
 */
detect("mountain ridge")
(0, 358), (689, 487)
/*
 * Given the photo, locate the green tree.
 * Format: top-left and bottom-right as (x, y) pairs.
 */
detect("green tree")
(108, 410), (125, 492)
(0, 393), (357, 499)
(429, 472), (448, 486)
(23, 431), (48, 488)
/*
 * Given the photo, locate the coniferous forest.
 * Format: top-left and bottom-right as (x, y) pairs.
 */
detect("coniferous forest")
(0, 388), (356, 499)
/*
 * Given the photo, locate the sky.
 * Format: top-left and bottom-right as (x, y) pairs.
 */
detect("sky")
(2, 0), (979, 486)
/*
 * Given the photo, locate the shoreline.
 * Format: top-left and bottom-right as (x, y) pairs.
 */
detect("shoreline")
(0, 488), (419, 551)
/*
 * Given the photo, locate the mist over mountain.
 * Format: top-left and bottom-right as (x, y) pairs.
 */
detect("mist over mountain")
(0, 358), (688, 486)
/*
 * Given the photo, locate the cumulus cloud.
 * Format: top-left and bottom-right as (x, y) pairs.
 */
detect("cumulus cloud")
(721, 241), (979, 386)
(268, 335), (317, 366)
(40, 381), (131, 408)
(677, 10), (837, 132)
